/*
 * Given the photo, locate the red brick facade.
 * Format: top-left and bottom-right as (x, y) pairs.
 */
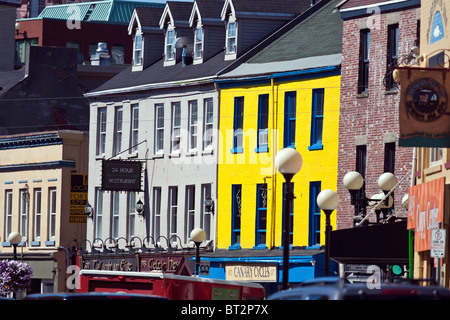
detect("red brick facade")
(337, 7), (419, 229)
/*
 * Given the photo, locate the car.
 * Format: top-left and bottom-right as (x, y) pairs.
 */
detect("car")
(268, 277), (450, 300)
(24, 292), (169, 300)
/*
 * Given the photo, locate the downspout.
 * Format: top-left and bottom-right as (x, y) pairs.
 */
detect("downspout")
(270, 78), (278, 249)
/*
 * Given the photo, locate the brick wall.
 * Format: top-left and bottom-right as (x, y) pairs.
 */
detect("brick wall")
(337, 9), (418, 229)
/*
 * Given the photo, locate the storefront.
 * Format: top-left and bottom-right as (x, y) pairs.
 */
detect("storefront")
(195, 248), (336, 295)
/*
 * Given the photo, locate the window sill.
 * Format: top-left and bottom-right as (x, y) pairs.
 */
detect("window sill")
(253, 244), (268, 250)
(254, 146), (269, 153)
(152, 153), (164, 160)
(45, 240), (55, 246)
(230, 147), (243, 154)
(356, 93), (369, 99)
(384, 89), (398, 95)
(308, 143), (323, 151)
(228, 244), (241, 250)
(202, 148), (214, 155)
(30, 241), (41, 246)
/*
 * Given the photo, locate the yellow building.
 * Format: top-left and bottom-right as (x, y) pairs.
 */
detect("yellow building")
(0, 130), (88, 294)
(217, 72), (341, 250)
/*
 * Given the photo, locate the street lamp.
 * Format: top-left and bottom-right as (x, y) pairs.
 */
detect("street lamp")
(343, 171), (398, 226)
(190, 228), (206, 276)
(316, 189), (339, 276)
(8, 232), (22, 261)
(275, 148), (303, 290)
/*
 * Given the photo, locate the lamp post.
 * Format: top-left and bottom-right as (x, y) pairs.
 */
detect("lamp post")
(275, 148), (303, 290)
(8, 232), (22, 261)
(190, 228), (206, 276)
(316, 190), (339, 276)
(343, 171), (398, 226)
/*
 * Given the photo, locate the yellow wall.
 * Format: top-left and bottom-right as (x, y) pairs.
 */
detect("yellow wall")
(217, 74), (341, 249)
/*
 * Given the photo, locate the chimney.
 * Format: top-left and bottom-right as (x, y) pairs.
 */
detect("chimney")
(90, 42), (111, 66)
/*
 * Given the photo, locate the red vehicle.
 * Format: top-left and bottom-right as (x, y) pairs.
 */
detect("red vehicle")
(78, 269), (265, 300)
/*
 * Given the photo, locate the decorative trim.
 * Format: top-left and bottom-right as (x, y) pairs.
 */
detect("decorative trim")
(0, 161), (75, 172)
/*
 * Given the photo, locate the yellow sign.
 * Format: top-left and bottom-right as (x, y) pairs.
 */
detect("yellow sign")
(225, 263), (277, 282)
(70, 173), (88, 223)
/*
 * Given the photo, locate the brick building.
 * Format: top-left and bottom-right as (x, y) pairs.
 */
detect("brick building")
(336, 0), (419, 230)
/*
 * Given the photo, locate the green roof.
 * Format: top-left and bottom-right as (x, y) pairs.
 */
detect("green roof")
(37, 0), (165, 24)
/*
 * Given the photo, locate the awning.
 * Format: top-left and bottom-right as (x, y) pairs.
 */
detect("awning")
(330, 221), (409, 265)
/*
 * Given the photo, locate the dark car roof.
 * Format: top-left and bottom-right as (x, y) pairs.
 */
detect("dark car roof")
(24, 292), (169, 300)
(268, 278), (450, 300)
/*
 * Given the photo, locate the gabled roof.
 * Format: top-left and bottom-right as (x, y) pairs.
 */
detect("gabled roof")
(337, 0), (420, 19)
(159, 1), (193, 28)
(218, 0), (342, 79)
(189, 0), (224, 26)
(221, 0), (312, 20)
(128, 6), (165, 34)
(37, 0), (164, 25)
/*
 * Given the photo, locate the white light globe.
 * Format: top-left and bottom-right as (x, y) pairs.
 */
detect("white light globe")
(343, 171), (364, 190)
(317, 189), (340, 211)
(275, 148), (303, 175)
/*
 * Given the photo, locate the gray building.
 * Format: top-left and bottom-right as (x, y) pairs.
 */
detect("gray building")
(84, 0), (312, 252)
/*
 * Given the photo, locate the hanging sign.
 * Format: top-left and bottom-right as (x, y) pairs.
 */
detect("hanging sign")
(69, 173), (88, 223)
(398, 68), (450, 147)
(101, 159), (142, 192)
(407, 177), (445, 252)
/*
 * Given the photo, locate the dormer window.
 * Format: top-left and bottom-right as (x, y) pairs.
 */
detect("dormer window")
(226, 22), (236, 54)
(194, 27), (203, 59)
(166, 29), (175, 61)
(133, 34), (142, 66)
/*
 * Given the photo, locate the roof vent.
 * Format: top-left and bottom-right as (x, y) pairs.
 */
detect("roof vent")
(90, 42), (111, 66)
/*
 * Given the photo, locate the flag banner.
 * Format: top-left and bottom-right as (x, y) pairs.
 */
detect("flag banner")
(398, 67), (450, 147)
(407, 177), (445, 252)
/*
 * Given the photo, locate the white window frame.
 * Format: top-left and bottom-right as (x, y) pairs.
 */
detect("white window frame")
(203, 98), (214, 149)
(185, 185), (195, 242)
(201, 184), (212, 241)
(168, 187), (178, 240)
(133, 33), (143, 66)
(34, 189), (41, 241)
(189, 100), (198, 151)
(5, 190), (13, 239)
(114, 106), (123, 155)
(194, 27), (203, 60)
(97, 108), (107, 156)
(112, 192), (120, 239)
(20, 189), (29, 241)
(226, 21), (237, 55)
(153, 187), (161, 240)
(49, 188), (57, 241)
(165, 29), (175, 61)
(430, 147), (443, 167)
(95, 188), (103, 241)
(155, 104), (164, 154)
(130, 104), (139, 154)
(128, 192), (136, 240)
(171, 102), (181, 153)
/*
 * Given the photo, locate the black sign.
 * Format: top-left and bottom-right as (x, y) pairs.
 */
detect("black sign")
(102, 159), (142, 192)
(82, 256), (137, 272)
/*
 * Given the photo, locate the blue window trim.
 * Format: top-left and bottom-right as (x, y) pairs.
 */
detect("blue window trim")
(254, 183), (268, 249)
(255, 94), (269, 153)
(231, 97), (244, 154)
(309, 181), (321, 247)
(284, 92), (296, 148)
(230, 184), (242, 249)
(309, 88), (324, 151)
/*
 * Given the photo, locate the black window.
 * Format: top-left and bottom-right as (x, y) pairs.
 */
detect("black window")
(386, 24), (399, 90)
(358, 29), (370, 94)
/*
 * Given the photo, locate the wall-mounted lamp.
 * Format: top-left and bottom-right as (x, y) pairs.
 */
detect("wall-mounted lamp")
(15, 22), (28, 38)
(84, 202), (94, 218)
(136, 199), (144, 216)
